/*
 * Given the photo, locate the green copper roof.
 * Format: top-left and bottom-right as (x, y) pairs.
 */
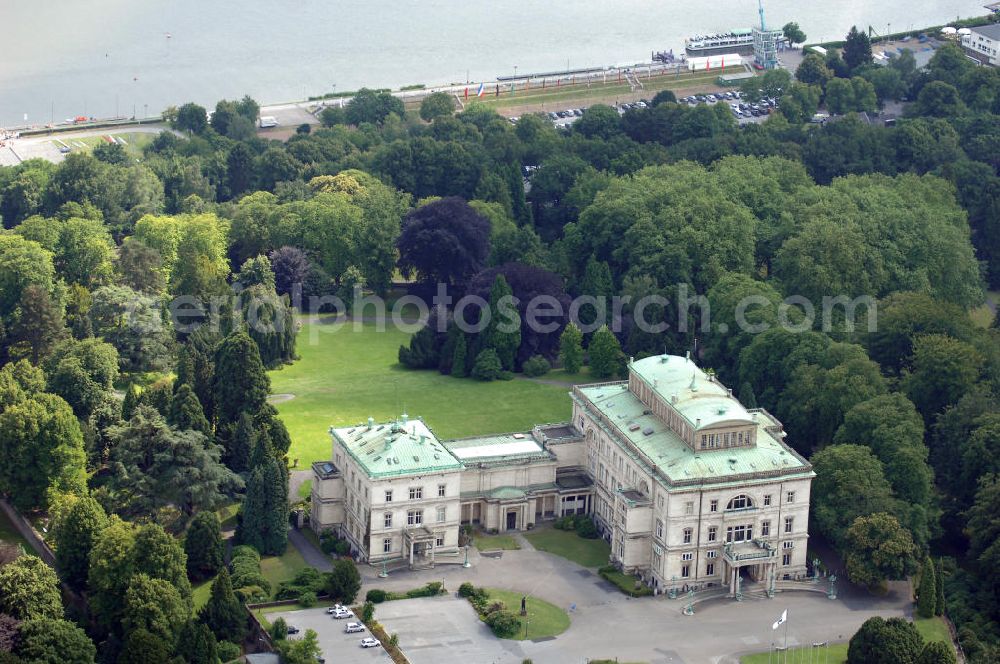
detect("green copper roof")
(574, 382), (811, 486)
(629, 354), (753, 430)
(330, 416), (463, 478)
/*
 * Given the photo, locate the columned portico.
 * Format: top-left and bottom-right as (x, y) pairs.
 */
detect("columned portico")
(723, 539), (777, 597)
(404, 527), (437, 569)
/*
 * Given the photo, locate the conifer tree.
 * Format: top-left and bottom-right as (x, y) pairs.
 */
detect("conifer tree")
(451, 332), (468, 378)
(237, 458), (288, 555)
(213, 329), (269, 429)
(917, 556), (937, 618)
(559, 323), (583, 374)
(248, 426), (275, 471)
(199, 568), (247, 644)
(226, 412), (257, 474)
(739, 381), (758, 409)
(168, 383), (211, 435)
(121, 383), (141, 421)
(577, 256), (614, 329)
(482, 274), (520, 371)
(588, 325), (623, 379)
(174, 620), (219, 664)
(184, 511), (224, 581)
(934, 557), (945, 616)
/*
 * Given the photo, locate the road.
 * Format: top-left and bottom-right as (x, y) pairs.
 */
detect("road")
(0, 124), (177, 166)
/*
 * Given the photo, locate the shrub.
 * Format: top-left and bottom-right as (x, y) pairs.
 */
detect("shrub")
(458, 582), (475, 597)
(471, 349), (503, 381)
(276, 567), (325, 600)
(485, 609), (521, 638)
(233, 585), (268, 603)
(362, 601), (375, 623)
(230, 545), (260, 563)
(366, 589), (388, 604)
(553, 516), (574, 530)
(574, 515), (599, 539)
(217, 640), (241, 662)
(333, 540), (350, 556)
(270, 617), (288, 641)
(598, 565), (654, 597)
(298, 591), (317, 608)
(389, 633), (399, 648)
(486, 600), (507, 615)
(522, 355), (551, 377)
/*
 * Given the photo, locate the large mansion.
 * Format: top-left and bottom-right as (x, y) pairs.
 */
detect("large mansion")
(311, 353), (814, 593)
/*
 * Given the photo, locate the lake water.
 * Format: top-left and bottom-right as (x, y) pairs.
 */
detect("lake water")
(0, 0), (985, 126)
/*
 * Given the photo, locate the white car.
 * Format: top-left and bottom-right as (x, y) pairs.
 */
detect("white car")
(331, 608), (354, 619)
(325, 604), (346, 614)
(360, 637), (381, 648)
(345, 622), (365, 633)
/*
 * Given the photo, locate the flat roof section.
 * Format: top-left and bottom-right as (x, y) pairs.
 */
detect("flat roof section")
(331, 417), (463, 478)
(443, 432), (551, 464)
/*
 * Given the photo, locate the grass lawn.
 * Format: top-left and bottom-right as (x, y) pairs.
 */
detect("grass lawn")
(269, 318), (572, 466)
(0, 509), (32, 554)
(484, 588), (570, 640)
(192, 577), (214, 610)
(740, 642), (848, 664)
(52, 131), (155, 158)
(217, 503), (239, 531)
(297, 479), (312, 502)
(259, 544), (309, 597)
(523, 528), (611, 568)
(914, 616), (952, 646)
(473, 533), (521, 551)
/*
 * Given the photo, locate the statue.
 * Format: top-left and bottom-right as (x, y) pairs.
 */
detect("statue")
(520, 595), (527, 616)
(827, 574), (837, 600)
(812, 557), (821, 581)
(683, 589), (695, 615)
(668, 576), (678, 599)
(735, 575), (743, 602)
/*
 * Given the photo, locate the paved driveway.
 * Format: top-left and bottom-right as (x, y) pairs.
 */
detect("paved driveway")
(268, 607), (391, 664)
(376, 596), (517, 664)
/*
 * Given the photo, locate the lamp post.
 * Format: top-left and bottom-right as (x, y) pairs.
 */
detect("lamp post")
(378, 559), (388, 578)
(463, 544), (471, 568)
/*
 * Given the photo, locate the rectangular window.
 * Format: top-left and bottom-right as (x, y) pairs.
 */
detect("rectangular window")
(385, 490), (393, 502)
(435, 536), (445, 547)
(782, 553), (792, 566)
(682, 552), (693, 561)
(726, 524), (754, 542)
(657, 495), (664, 509)
(784, 517), (793, 534)
(763, 494), (771, 507)
(383, 538), (392, 553)
(706, 563), (715, 576)
(681, 564), (690, 578)
(707, 550), (717, 559)
(409, 487), (423, 500)
(655, 519), (663, 539)
(783, 540), (794, 549)
(384, 513), (392, 528)
(786, 491), (795, 504)
(708, 526), (717, 542)
(761, 520), (770, 536)
(685, 501), (694, 515)
(683, 528), (692, 544)
(436, 506), (446, 523)
(438, 484), (446, 497)
(710, 499), (718, 513)
(407, 510), (423, 526)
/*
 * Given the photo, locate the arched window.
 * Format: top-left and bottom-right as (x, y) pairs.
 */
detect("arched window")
(727, 494), (754, 510)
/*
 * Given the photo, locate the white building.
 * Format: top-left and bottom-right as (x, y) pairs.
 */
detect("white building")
(312, 354), (814, 595)
(961, 23), (1000, 66)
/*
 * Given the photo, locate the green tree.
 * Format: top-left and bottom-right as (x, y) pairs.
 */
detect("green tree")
(107, 405), (242, 519)
(451, 332), (468, 378)
(809, 445), (896, 551)
(918, 641), (957, 664)
(852, 77), (878, 112)
(848, 616), (923, 664)
(0, 393), (86, 511)
(117, 629), (171, 664)
(345, 88), (405, 126)
(903, 334), (982, 422)
(738, 382), (757, 409)
(123, 573), (189, 642)
(576, 256), (614, 329)
(470, 348), (503, 381)
(15, 618), (95, 664)
(174, 103), (208, 134)
(9, 284), (64, 364)
(915, 81), (965, 118)
(44, 337), (119, 421)
(420, 92), (456, 122)
(0, 556), (63, 620)
(844, 512), (918, 589)
(174, 620), (219, 664)
(236, 458), (288, 555)
(89, 284), (174, 373)
(132, 522), (193, 603)
(559, 323), (584, 373)
(87, 516), (137, 629)
(270, 616), (289, 641)
(121, 383), (141, 421)
(213, 330), (270, 429)
(236, 255), (276, 290)
(934, 557), (945, 616)
(916, 556), (937, 618)
(795, 53), (832, 87)
(0, 234), (55, 320)
(53, 495), (108, 592)
(117, 237), (166, 294)
(866, 292), (974, 373)
(782, 22), (806, 44)
(825, 77), (856, 114)
(325, 559), (362, 604)
(184, 510), (224, 581)
(587, 325), (622, 379)
(482, 274), (520, 371)
(276, 628), (321, 664)
(843, 26), (873, 72)
(168, 383), (211, 435)
(198, 568), (247, 644)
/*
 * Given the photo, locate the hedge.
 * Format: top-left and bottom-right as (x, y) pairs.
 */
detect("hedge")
(598, 565), (653, 597)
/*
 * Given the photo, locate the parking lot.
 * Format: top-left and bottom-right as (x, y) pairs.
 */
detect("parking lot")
(268, 606), (392, 664)
(375, 595), (516, 664)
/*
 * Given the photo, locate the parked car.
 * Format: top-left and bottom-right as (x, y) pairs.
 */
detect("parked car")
(345, 622), (366, 633)
(360, 637), (381, 648)
(286, 625), (300, 635)
(331, 608), (354, 619)
(325, 604), (346, 614)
